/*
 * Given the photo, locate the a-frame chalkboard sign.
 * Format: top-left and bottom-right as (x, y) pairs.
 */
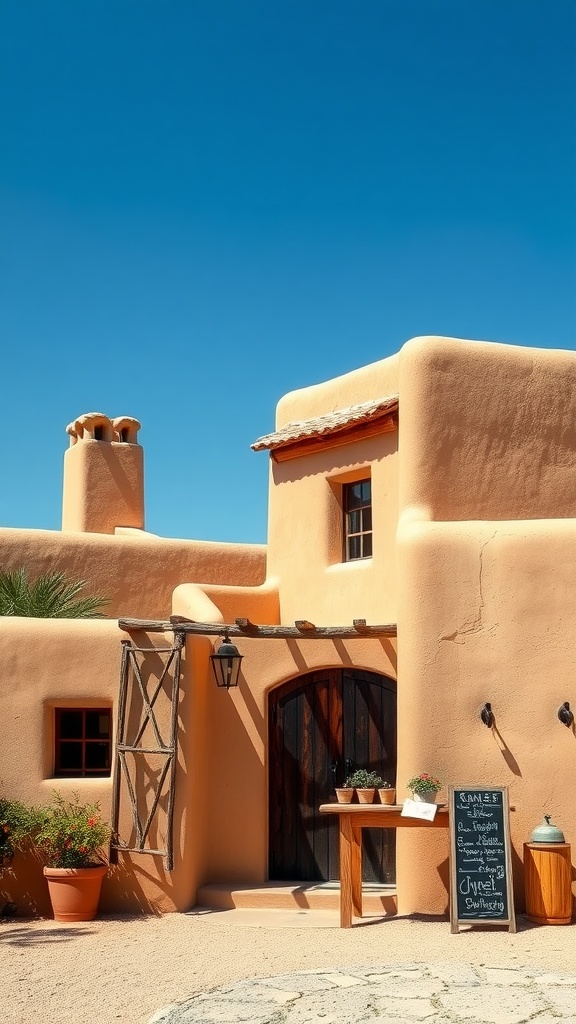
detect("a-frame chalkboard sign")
(449, 786), (516, 934)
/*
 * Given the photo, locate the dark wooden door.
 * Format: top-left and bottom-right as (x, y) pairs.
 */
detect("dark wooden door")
(269, 668), (396, 883)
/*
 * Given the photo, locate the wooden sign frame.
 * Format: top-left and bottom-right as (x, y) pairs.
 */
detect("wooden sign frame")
(449, 786), (516, 934)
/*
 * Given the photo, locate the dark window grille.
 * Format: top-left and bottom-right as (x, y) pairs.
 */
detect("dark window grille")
(343, 478), (372, 561)
(54, 708), (112, 777)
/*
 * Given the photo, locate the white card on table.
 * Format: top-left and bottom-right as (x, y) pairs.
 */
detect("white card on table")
(401, 798), (438, 821)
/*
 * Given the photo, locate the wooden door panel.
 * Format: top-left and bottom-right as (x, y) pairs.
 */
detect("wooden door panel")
(342, 670), (396, 884)
(269, 669), (396, 884)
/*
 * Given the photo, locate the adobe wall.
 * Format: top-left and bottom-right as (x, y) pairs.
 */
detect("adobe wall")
(0, 528), (267, 619)
(0, 611), (397, 915)
(400, 336), (576, 521)
(396, 337), (576, 916)
(266, 353), (399, 624)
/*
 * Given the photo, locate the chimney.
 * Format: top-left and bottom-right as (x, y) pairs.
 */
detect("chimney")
(62, 413), (144, 534)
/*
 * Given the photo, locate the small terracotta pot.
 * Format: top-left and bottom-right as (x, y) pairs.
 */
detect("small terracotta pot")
(378, 788), (396, 805)
(355, 788), (375, 804)
(335, 788), (354, 804)
(43, 865), (107, 922)
(412, 791), (438, 804)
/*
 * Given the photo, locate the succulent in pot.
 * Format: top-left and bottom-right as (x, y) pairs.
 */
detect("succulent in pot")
(345, 769), (383, 804)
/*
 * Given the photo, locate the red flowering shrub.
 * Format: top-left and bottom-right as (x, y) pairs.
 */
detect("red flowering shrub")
(33, 793), (111, 868)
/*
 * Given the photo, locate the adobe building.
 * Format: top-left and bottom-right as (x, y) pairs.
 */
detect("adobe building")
(1, 335), (575, 919)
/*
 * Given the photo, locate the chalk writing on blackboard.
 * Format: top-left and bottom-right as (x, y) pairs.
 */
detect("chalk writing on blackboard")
(449, 787), (515, 933)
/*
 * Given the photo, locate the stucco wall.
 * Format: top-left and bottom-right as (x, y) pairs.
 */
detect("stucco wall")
(266, 351), (400, 625)
(399, 336), (576, 521)
(0, 528), (267, 619)
(395, 336), (576, 916)
(396, 518), (576, 915)
(62, 440), (145, 534)
(0, 612), (397, 915)
(276, 352), (399, 427)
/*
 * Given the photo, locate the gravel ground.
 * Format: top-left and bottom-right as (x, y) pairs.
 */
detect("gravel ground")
(2, 909), (575, 1024)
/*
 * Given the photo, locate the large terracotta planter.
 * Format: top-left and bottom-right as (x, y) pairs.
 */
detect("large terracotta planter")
(43, 865), (107, 922)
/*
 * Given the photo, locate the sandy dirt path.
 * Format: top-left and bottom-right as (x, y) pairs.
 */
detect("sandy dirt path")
(2, 910), (575, 1024)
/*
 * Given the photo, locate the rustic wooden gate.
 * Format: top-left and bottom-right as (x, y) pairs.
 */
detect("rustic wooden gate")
(269, 668), (397, 883)
(110, 633), (184, 869)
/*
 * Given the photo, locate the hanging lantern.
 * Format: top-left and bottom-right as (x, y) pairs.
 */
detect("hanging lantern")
(210, 632), (243, 688)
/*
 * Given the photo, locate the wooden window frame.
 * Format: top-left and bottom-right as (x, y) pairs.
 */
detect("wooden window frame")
(54, 707), (112, 778)
(343, 478), (372, 561)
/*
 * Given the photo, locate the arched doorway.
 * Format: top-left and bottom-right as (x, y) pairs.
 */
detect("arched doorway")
(269, 668), (397, 883)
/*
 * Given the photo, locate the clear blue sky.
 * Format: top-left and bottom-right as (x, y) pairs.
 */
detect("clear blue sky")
(2, 1), (575, 543)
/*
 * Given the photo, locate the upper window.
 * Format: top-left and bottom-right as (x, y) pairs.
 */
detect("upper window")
(343, 479), (372, 561)
(54, 708), (112, 777)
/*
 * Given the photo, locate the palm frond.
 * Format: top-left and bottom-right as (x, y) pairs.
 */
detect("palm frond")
(0, 569), (109, 619)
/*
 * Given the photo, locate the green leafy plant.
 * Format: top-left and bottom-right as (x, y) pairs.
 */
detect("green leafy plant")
(345, 769), (383, 789)
(0, 569), (108, 618)
(407, 773), (442, 794)
(32, 793), (111, 868)
(0, 798), (31, 864)
(377, 780), (394, 790)
(0, 799), (40, 866)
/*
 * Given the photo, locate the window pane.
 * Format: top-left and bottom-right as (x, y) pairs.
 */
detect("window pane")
(86, 710), (110, 739)
(59, 742), (83, 770)
(363, 533), (373, 558)
(345, 482), (368, 510)
(362, 506), (372, 531)
(347, 509), (361, 535)
(348, 535), (361, 560)
(85, 743), (110, 771)
(360, 481), (371, 503)
(59, 711), (83, 739)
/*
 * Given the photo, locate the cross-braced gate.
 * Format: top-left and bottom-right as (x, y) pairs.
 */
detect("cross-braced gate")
(110, 632), (184, 870)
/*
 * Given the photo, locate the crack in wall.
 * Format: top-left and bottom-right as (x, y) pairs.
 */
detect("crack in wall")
(439, 531), (497, 645)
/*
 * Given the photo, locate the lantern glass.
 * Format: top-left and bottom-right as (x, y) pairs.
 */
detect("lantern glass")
(210, 637), (243, 688)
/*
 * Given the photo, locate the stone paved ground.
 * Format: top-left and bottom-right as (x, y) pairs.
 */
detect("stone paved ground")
(3, 910), (575, 1024)
(150, 963), (576, 1024)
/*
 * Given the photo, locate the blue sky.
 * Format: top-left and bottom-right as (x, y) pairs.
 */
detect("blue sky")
(2, 1), (575, 543)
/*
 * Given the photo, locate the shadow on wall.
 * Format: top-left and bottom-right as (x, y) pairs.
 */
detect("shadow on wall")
(490, 716), (522, 777)
(104, 857), (165, 915)
(0, 856), (45, 917)
(110, 638), (193, 912)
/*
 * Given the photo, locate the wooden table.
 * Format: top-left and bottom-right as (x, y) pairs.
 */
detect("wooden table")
(319, 803), (449, 928)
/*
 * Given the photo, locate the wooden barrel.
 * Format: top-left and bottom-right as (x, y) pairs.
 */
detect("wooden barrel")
(523, 843), (573, 925)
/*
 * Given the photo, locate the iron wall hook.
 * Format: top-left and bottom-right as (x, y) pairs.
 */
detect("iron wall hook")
(558, 702), (574, 727)
(480, 702), (494, 728)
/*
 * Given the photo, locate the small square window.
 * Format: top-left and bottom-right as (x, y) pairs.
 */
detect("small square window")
(54, 708), (112, 777)
(343, 478), (372, 561)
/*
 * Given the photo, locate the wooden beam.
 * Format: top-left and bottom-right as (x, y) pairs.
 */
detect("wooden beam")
(118, 616), (397, 639)
(295, 620), (316, 631)
(235, 617), (259, 633)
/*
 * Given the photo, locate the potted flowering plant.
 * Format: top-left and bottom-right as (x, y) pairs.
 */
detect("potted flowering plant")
(0, 798), (34, 868)
(345, 769), (384, 804)
(407, 773), (442, 803)
(33, 793), (111, 921)
(376, 780), (397, 806)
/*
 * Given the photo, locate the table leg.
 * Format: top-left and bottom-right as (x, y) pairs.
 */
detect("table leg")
(339, 814), (354, 928)
(351, 824), (362, 919)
